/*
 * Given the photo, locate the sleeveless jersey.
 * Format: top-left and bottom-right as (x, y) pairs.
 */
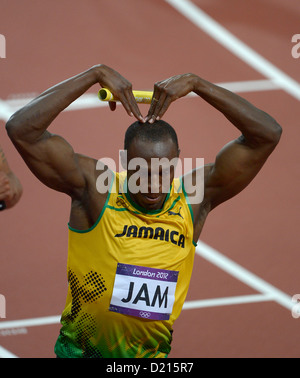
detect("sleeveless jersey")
(54, 171), (196, 358)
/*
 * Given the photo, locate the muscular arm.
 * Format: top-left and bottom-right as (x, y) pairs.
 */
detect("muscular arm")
(5, 65), (144, 197)
(0, 146), (23, 209)
(146, 74), (282, 215)
(192, 76), (282, 209)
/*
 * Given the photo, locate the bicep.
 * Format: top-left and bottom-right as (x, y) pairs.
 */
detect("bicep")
(205, 136), (274, 209)
(13, 131), (86, 195)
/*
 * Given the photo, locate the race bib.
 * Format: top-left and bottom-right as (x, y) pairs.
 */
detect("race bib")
(109, 263), (179, 320)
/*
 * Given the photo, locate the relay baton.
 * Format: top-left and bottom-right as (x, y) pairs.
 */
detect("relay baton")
(98, 88), (153, 104)
(0, 200), (6, 211)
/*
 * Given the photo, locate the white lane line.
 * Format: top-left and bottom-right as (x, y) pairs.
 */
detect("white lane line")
(183, 293), (273, 310)
(0, 244), (293, 333)
(0, 93), (108, 123)
(0, 294), (276, 333)
(0, 292), (287, 358)
(196, 241), (293, 311)
(0, 315), (60, 330)
(0, 79), (281, 122)
(0, 345), (18, 358)
(165, 0), (300, 101)
(0, 99), (14, 122)
(211, 79), (280, 94)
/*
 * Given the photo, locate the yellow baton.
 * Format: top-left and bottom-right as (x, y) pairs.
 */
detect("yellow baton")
(98, 88), (153, 104)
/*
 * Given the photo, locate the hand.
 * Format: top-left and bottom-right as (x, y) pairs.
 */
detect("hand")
(96, 65), (145, 122)
(145, 73), (197, 123)
(0, 171), (12, 201)
(0, 171), (22, 209)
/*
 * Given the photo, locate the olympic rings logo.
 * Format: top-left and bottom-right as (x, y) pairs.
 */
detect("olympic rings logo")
(139, 311), (151, 318)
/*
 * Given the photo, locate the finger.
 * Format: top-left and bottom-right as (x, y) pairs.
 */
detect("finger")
(0, 172), (9, 183)
(145, 87), (161, 122)
(124, 89), (145, 122)
(117, 92), (135, 118)
(109, 101), (116, 111)
(148, 91), (167, 123)
(0, 178), (10, 191)
(0, 186), (10, 199)
(156, 96), (173, 120)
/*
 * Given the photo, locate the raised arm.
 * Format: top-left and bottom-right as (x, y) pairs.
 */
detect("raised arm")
(5, 65), (145, 197)
(146, 74), (282, 215)
(0, 145), (23, 209)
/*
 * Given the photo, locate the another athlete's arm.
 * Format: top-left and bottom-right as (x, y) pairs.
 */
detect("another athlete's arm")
(5, 65), (144, 197)
(0, 145), (23, 209)
(146, 74), (282, 210)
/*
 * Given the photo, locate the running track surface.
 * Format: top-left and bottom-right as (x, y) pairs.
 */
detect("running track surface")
(0, 0), (299, 358)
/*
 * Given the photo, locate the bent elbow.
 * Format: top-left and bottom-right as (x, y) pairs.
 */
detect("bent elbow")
(5, 114), (25, 144)
(269, 121), (282, 146)
(5, 116), (17, 140)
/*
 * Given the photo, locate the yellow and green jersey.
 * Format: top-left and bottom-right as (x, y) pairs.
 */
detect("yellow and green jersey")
(54, 171), (196, 358)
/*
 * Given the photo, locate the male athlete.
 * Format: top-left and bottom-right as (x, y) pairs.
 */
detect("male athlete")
(6, 65), (282, 358)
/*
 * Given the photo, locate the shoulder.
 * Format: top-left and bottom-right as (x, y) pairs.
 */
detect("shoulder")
(72, 154), (115, 198)
(181, 163), (214, 223)
(69, 157), (116, 230)
(181, 163), (213, 205)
